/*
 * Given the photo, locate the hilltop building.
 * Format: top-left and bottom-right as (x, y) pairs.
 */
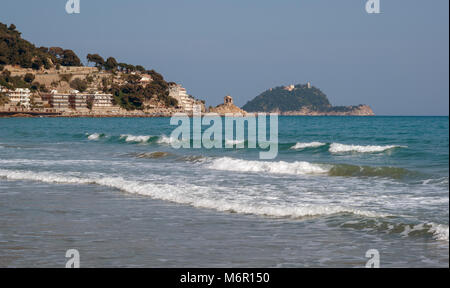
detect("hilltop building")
(283, 85), (295, 92)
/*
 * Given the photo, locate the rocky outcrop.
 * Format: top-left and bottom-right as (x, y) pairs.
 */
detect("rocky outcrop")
(209, 95), (247, 115)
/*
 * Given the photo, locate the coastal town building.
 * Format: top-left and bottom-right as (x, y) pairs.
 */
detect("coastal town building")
(5, 88), (31, 108)
(41, 90), (114, 111)
(41, 90), (70, 110)
(169, 84), (196, 112)
(139, 74), (152, 85)
(69, 91), (89, 110)
(307, 81), (312, 89)
(92, 92), (114, 109)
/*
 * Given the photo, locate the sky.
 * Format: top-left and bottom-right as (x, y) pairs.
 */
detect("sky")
(0, 0), (448, 115)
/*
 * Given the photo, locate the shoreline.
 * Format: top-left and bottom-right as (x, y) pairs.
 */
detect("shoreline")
(0, 111), (378, 118)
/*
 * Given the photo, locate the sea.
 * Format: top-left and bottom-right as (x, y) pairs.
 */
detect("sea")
(0, 116), (448, 267)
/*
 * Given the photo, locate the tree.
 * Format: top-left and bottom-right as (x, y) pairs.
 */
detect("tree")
(87, 53), (105, 68)
(49, 47), (65, 59)
(24, 73), (35, 83)
(60, 49), (82, 66)
(136, 65), (146, 72)
(104, 57), (118, 71)
(70, 78), (88, 92)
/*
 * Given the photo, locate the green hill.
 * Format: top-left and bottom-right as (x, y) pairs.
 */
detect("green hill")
(242, 84), (332, 112)
(242, 83), (374, 115)
(0, 23), (81, 69)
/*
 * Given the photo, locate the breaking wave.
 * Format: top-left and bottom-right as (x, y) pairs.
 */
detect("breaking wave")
(120, 134), (153, 143)
(156, 135), (180, 145)
(0, 169), (386, 220)
(340, 219), (449, 242)
(329, 164), (414, 179)
(206, 157), (330, 175)
(329, 143), (406, 154)
(290, 142), (327, 150)
(0, 168), (447, 241)
(87, 133), (106, 140)
(205, 157), (416, 179)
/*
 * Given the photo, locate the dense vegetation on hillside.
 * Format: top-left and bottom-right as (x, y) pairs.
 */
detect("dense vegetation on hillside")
(242, 84), (367, 113)
(242, 84), (332, 112)
(0, 22), (179, 110)
(0, 22), (81, 69)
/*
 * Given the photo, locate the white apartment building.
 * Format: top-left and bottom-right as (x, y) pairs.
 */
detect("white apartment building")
(168, 84), (195, 112)
(6, 88), (31, 108)
(92, 92), (114, 109)
(69, 92), (89, 110)
(42, 90), (70, 109)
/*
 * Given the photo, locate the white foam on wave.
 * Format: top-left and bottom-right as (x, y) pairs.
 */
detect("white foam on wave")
(157, 135), (182, 145)
(290, 142), (326, 150)
(4, 168), (449, 242)
(206, 157), (330, 175)
(329, 143), (406, 154)
(429, 223), (450, 241)
(120, 134), (151, 143)
(422, 177), (449, 186)
(0, 168), (387, 220)
(87, 133), (103, 140)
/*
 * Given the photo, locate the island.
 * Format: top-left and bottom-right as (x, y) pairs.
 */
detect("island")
(242, 83), (374, 116)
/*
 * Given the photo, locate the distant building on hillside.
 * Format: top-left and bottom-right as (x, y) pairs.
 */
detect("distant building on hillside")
(69, 92), (89, 110)
(307, 82), (312, 89)
(6, 88), (31, 108)
(42, 90), (114, 111)
(283, 85), (295, 92)
(168, 83), (196, 112)
(139, 74), (153, 85)
(92, 92), (114, 109)
(41, 90), (70, 110)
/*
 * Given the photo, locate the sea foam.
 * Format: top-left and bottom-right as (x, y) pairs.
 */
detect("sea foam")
(0, 168), (383, 219)
(329, 143), (405, 154)
(120, 134), (152, 143)
(1, 168), (447, 241)
(290, 142), (326, 150)
(87, 133), (104, 140)
(206, 157), (330, 175)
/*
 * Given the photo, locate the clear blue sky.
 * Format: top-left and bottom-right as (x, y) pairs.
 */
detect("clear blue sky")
(1, 0), (448, 115)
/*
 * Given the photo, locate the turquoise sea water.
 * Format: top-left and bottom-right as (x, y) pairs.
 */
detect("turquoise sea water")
(0, 116), (448, 267)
